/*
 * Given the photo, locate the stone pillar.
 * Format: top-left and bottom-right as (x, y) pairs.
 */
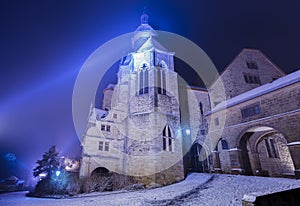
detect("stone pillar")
(248, 152), (262, 176)
(287, 142), (300, 179)
(228, 148), (244, 175)
(212, 151), (222, 173)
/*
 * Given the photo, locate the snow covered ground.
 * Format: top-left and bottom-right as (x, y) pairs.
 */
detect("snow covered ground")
(0, 173), (299, 206)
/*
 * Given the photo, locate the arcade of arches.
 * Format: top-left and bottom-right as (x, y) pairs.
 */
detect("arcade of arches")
(211, 126), (296, 178)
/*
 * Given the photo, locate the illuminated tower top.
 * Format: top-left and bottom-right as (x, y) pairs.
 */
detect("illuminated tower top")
(132, 13), (158, 51)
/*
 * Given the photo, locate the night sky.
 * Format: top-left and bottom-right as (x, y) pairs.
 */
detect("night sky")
(0, 0), (300, 180)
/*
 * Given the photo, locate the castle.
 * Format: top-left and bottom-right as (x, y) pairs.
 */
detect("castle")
(79, 14), (300, 185)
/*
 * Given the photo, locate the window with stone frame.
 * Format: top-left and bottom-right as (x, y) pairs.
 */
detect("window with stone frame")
(246, 61), (258, 69)
(163, 125), (173, 152)
(156, 67), (166, 95)
(104, 141), (109, 151)
(99, 141), (109, 152)
(241, 104), (261, 118)
(98, 141), (104, 151)
(221, 139), (229, 150)
(243, 74), (261, 84)
(100, 124), (111, 132)
(264, 138), (279, 158)
(138, 63), (149, 95)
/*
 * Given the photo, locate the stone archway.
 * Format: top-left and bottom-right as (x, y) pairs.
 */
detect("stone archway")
(238, 126), (295, 177)
(190, 143), (210, 173)
(91, 167), (110, 177)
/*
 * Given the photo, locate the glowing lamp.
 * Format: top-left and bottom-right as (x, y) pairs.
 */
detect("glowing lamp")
(55, 170), (61, 177)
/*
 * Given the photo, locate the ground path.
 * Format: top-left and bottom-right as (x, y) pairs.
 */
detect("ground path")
(0, 173), (299, 206)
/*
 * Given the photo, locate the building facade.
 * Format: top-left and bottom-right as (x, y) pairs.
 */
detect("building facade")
(80, 15), (300, 184)
(80, 14), (184, 186)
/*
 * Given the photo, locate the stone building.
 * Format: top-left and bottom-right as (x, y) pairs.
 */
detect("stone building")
(80, 14), (184, 186)
(80, 14), (300, 183)
(206, 49), (300, 178)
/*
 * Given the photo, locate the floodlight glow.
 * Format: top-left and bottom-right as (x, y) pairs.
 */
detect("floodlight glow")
(55, 170), (61, 177)
(39, 173), (46, 177)
(185, 129), (191, 135)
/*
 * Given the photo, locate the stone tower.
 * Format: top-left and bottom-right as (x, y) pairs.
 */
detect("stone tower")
(80, 14), (184, 186)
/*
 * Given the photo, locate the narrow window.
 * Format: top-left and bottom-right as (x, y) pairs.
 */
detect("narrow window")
(163, 138), (166, 151)
(99, 141), (104, 151)
(157, 68), (162, 94)
(249, 76), (253, 84)
(163, 125), (173, 151)
(138, 63), (149, 95)
(101, 124), (105, 131)
(162, 70), (166, 95)
(113, 114), (117, 119)
(106, 125), (111, 132)
(221, 139), (229, 150)
(168, 138), (172, 151)
(214, 118), (219, 126)
(244, 75), (249, 83)
(199, 102), (203, 115)
(138, 70), (143, 95)
(265, 139), (272, 158)
(104, 142), (109, 151)
(144, 69), (149, 94)
(270, 139), (279, 158)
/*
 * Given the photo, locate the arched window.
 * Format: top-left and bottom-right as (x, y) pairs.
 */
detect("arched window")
(138, 63), (149, 95)
(158, 60), (168, 69)
(156, 68), (166, 95)
(163, 125), (173, 151)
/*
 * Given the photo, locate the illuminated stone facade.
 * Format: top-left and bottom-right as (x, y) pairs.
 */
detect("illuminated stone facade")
(80, 14), (184, 186)
(208, 50), (300, 178)
(80, 15), (300, 183)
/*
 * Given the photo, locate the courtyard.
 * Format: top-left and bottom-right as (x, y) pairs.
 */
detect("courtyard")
(1, 173), (299, 206)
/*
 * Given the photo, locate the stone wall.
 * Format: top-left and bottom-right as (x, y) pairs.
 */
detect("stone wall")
(209, 49), (285, 103)
(207, 71), (300, 177)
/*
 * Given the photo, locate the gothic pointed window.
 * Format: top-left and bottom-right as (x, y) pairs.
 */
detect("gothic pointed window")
(163, 125), (173, 152)
(138, 63), (149, 95)
(156, 67), (166, 95)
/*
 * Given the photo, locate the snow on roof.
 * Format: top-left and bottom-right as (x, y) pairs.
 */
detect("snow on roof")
(211, 69), (300, 113)
(137, 37), (172, 54)
(104, 84), (115, 90)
